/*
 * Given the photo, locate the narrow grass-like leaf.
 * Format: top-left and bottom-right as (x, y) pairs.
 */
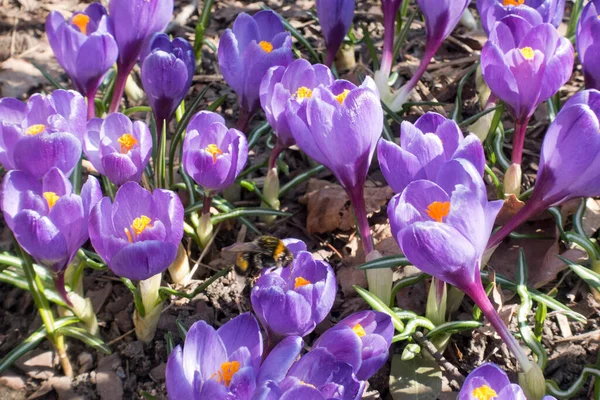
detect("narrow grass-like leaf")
(210, 208), (291, 225)
(31, 61), (65, 90)
(160, 267), (232, 301)
(57, 326), (111, 354)
(194, 0), (215, 63)
(426, 320), (483, 339)
(561, 256), (600, 292)
(248, 121), (272, 149)
(176, 320), (189, 340)
(279, 165), (326, 197)
(123, 106), (152, 116)
(359, 255), (411, 270)
(391, 273), (428, 301)
(354, 285), (405, 332)
(451, 62), (479, 122)
(121, 278), (145, 318)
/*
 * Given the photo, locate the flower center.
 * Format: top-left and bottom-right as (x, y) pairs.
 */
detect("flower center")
(300, 381), (317, 388)
(259, 41), (273, 53)
(426, 201), (450, 223)
(352, 323), (366, 337)
(43, 192), (60, 210)
(294, 276), (311, 289)
(502, 0), (525, 6)
(124, 215), (153, 243)
(472, 384), (498, 400)
(118, 133), (138, 154)
(335, 89), (350, 104)
(295, 86), (313, 99)
(205, 144), (223, 164)
(214, 361), (240, 387)
(26, 124), (46, 136)
(72, 14), (90, 35)
(520, 46), (535, 60)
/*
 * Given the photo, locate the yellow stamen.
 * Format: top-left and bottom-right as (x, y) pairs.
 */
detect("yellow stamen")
(472, 384), (498, 400)
(43, 192), (60, 210)
(26, 124), (46, 136)
(503, 0), (525, 5)
(214, 361), (240, 387)
(117, 133), (138, 154)
(205, 144), (223, 164)
(125, 215), (153, 242)
(294, 276), (311, 289)
(335, 89), (350, 104)
(300, 381), (316, 388)
(520, 46), (535, 60)
(259, 41), (273, 53)
(426, 201), (451, 223)
(352, 323), (366, 337)
(295, 86), (313, 99)
(72, 14), (90, 35)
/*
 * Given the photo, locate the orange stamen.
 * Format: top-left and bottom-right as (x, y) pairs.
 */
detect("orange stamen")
(213, 361), (240, 387)
(426, 201), (451, 223)
(43, 192), (60, 210)
(205, 144), (223, 164)
(117, 133), (138, 154)
(259, 41), (273, 53)
(352, 323), (366, 337)
(26, 124), (45, 136)
(125, 215), (152, 243)
(335, 89), (350, 104)
(72, 14), (90, 35)
(294, 276), (311, 289)
(503, 0), (525, 5)
(295, 86), (313, 99)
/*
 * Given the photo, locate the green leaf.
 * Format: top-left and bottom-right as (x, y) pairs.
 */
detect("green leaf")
(56, 326), (111, 354)
(426, 321), (483, 339)
(359, 255), (411, 270)
(354, 285), (405, 332)
(279, 165), (326, 197)
(176, 320), (189, 340)
(401, 344), (421, 361)
(389, 355), (442, 400)
(31, 61), (65, 90)
(561, 256), (600, 292)
(210, 208), (291, 225)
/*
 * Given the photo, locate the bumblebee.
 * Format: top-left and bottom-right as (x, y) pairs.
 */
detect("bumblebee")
(224, 236), (294, 276)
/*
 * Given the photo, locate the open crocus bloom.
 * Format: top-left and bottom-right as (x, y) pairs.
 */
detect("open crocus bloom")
(46, 3), (118, 98)
(0, 90), (86, 178)
(477, 0), (565, 34)
(83, 113), (152, 186)
(378, 112), (485, 194)
(88, 181), (184, 281)
(576, 0), (600, 90)
(315, 0), (355, 67)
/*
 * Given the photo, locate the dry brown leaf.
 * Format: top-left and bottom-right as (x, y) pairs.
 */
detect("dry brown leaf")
(495, 194), (524, 226)
(300, 179), (394, 234)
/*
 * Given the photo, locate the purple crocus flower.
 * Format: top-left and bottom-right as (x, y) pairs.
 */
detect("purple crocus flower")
(381, 0), (470, 111)
(379, 0), (403, 79)
(1, 168), (101, 300)
(46, 3), (118, 118)
(260, 58), (334, 167)
(166, 313), (300, 400)
(313, 311), (393, 381)
(459, 363), (557, 400)
(251, 245), (337, 345)
(182, 111), (248, 194)
(218, 10), (294, 128)
(477, 0), (566, 35)
(481, 15), (573, 166)
(0, 90), (86, 179)
(490, 90), (600, 248)
(140, 33), (195, 129)
(88, 181), (184, 281)
(83, 113), (152, 186)
(576, 0), (600, 90)
(316, 0), (355, 68)
(108, 0), (174, 113)
(378, 112), (485, 194)
(389, 159), (541, 382)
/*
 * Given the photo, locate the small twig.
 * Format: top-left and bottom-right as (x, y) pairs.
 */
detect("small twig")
(107, 328), (135, 346)
(553, 329), (600, 344)
(413, 331), (465, 389)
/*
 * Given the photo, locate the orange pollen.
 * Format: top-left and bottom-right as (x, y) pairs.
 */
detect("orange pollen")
(520, 46), (535, 60)
(117, 133), (138, 154)
(426, 201), (451, 223)
(503, 0), (525, 5)
(300, 380), (317, 388)
(26, 124), (46, 136)
(335, 89), (350, 104)
(295, 86), (313, 99)
(124, 215), (152, 243)
(294, 276), (311, 289)
(72, 14), (90, 35)
(205, 144), (223, 163)
(43, 192), (60, 210)
(259, 41), (273, 53)
(214, 361), (240, 387)
(352, 323), (366, 337)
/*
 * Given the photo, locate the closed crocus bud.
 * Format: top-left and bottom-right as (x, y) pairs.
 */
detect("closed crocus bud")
(576, 0), (600, 90)
(182, 111), (248, 194)
(46, 4), (118, 105)
(1, 168), (101, 300)
(316, 0), (355, 67)
(313, 311), (393, 381)
(83, 113), (152, 186)
(377, 112), (485, 194)
(489, 90), (600, 248)
(140, 33), (195, 127)
(251, 246), (337, 345)
(165, 313), (264, 399)
(88, 181), (184, 281)
(218, 10), (294, 120)
(260, 59), (335, 150)
(0, 90), (86, 178)
(108, 0), (174, 113)
(477, 0), (565, 35)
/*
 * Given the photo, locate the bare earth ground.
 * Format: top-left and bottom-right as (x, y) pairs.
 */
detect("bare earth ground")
(0, 0), (598, 399)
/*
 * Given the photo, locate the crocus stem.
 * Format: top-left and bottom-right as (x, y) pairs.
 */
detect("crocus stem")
(487, 198), (542, 249)
(54, 272), (73, 308)
(467, 279), (532, 370)
(511, 117), (530, 165)
(348, 185), (374, 255)
(203, 193), (212, 215)
(325, 47), (336, 69)
(237, 107), (252, 133)
(380, 0), (400, 78)
(108, 66), (131, 114)
(86, 89), (97, 120)
(389, 44), (438, 111)
(134, 273), (163, 344)
(268, 139), (286, 171)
